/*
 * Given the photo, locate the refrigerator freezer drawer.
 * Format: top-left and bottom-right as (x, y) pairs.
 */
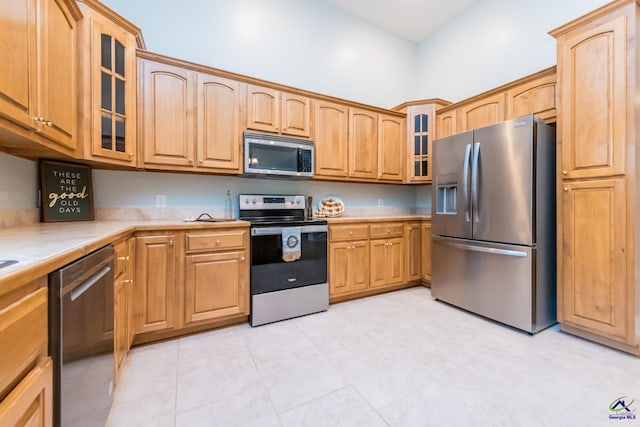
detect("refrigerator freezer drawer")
(432, 236), (552, 333)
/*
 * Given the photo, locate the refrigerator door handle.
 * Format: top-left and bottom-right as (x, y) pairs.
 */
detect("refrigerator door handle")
(462, 143), (472, 222)
(433, 237), (528, 257)
(471, 142), (480, 223)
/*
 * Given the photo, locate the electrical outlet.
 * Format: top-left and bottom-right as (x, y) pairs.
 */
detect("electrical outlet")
(377, 198), (384, 207)
(155, 194), (167, 208)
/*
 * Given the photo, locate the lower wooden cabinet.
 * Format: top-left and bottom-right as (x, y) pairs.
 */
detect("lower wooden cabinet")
(406, 222), (422, 281)
(184, 250), (248, 326)
(328, 240), (369, 296)
(133, 226), (250, 344)
(369, 237), (404, 288)
(329, 220), (419, 300)
(0, 358), (53, 427)
(134, 233), (177, 335)
(559, 179), (630, 344)
(421, 221), (432, 284)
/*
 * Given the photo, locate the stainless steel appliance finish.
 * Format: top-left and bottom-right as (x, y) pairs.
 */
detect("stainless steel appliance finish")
(49, 245), (115, 427)
(243, 132), (315, 179)
(432, 114), (556, 333)
(239, 194), (328, 327)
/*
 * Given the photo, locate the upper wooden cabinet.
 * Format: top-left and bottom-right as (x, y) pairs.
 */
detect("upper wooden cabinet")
(138, 53), (243, 174)
(139, 58), (196, 168)
(349, 108), (378, 179)
(506, 67), (556, 124)
(246, 85), (312, 137)
(458, 93), (506, 132)
(555, 13), (627, 179)
(551, 0), (639, 355)
(0, 0), (81, 156)
(436, 109), (456, 140)
(314, 100), (349, 178)
(395, 100), (450, 183)
(432, 67), (556, 138)
(196, 73), (243, 172)
(377, 114), (404, 182)
(76, 0), (142, 166)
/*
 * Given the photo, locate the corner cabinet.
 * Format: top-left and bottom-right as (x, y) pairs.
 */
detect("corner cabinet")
(77, 0), (142, 166)
(0, 0), (81, 156)
(551, 0), (639, 355)
(395, 100), (450, 183)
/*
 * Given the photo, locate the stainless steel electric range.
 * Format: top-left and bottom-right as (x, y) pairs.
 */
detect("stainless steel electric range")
(239, 194), (328, 326)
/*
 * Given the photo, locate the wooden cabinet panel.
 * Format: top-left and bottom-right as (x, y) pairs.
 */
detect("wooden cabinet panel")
(185, 229), (247, 253)
(329, 224), (369, 242)
(421, 221), (432, 283)
(77, 3), (138, 165)
(378, 114), (403, 181)
(436, 110), (456, 139)
(196, 73), (242, 172)
(370, 223), (404, 239)
(0, 0), (37, 131)
(349, 108), (377, 179)
(0, 0), (79, 154)
(405, 105), (435, 183)
(184, 251), (248, 325)
(281, 93), (311, 137)
(557, 15), (627, 179)
(370, 237), (404, 288)
(314, 100), (349, 178)
(329, 240), (369, 297)
(560, 179), (629, 341)
(0, 358), (52, 427)
(506, 70), (556, 122)
(246, 85), (279, 133)
(0, 288), (47, 400)
(459, 94), (505, 132)
(140, 59), (196, 167)
(37, 0), (77, 150)
(135, 234), (176, 334)
(114, 275), (128, 382)
(406, 223), (421, 282)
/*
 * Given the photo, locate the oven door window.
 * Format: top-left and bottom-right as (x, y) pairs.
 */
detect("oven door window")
(251, 231), (327, 294)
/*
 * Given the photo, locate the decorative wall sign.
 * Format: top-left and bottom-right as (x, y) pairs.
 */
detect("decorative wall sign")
(40, 160), (94, 222)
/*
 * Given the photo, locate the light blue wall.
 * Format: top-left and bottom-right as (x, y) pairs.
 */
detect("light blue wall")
(93, 169), (418, 215)
(0, 152), (38, 209)
(100, 0), (418, 109)
(416, 0), (611, 102)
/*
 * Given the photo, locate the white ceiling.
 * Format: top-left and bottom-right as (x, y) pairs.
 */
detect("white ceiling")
(317, 0), (479, 42)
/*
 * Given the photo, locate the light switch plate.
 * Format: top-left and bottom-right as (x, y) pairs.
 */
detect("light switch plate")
(155, 194), (166, 208)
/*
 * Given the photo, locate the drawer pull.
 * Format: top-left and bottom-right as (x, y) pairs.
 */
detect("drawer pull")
(241, 256), (245, 261)
(117, 256), (129, 261)
(216, 240), (221, 245)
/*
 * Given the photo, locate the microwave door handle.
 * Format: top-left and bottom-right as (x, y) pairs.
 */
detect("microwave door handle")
(471, 142), (480, 223)
(462, 143), (472, 222)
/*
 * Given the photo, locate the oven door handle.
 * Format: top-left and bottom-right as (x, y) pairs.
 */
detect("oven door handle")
(251, 225), (328, 236)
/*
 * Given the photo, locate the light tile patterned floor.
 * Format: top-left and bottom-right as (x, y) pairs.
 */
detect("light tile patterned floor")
(107, 287), (639, 427)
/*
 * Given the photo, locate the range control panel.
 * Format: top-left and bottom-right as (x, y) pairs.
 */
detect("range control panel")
(238, 194), (305, 210)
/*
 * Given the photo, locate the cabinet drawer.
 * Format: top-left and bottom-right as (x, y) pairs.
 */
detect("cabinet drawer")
(186, 230), (247, 252)
(370, 223), (404, 238)
(0, 288), (47, 400)
(114, 240), (129, 278)
(0, 357), (52, 426)
(330, 224), (369, 241)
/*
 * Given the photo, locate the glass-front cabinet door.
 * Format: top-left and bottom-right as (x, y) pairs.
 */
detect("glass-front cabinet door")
(77, 2), (140, 165)
(407, 104), (435, 182)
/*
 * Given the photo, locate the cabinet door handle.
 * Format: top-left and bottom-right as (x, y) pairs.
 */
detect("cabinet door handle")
(241, 256), (245, 261)
(169, 240), (174, 246)
(216, 240), (221, 245)
(128, 153), (134, 158)
(117, 256), (129, 261)
(563, 187), (569, 192)
(562, 170), (568, 175)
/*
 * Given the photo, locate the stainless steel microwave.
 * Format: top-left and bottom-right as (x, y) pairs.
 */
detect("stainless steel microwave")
(243, 131), (315, 179)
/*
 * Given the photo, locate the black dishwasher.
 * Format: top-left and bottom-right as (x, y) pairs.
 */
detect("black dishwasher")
(49, 244), (114, 427)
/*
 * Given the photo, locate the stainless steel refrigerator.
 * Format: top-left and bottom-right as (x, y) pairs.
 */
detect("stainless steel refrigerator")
(431, 114), (556, 333)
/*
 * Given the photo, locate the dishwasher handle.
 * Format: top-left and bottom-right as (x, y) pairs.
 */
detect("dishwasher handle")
(70, 265), (111, 302)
